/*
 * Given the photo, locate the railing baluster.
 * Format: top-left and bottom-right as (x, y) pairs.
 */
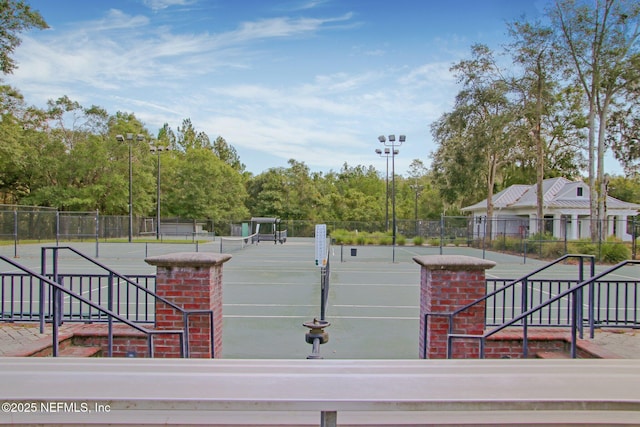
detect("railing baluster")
(522, 278), (528, 358)
(108, 273), (114, 357)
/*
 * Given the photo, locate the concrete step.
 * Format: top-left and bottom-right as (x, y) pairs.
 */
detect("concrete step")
(536, 351), (571, 359)
(57, 345), (102, 357)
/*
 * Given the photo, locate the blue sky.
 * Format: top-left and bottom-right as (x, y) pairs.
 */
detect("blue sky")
(6, 0), (572, 176)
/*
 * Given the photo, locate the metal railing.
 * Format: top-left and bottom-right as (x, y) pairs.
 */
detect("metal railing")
(424, 254), (596, 359)
(0, 273), (155, 323)
(39, 246), (215, 357)
(0, 255), (185, 357)
(486, 277), (640, 328)
(447, 259), (640, 359)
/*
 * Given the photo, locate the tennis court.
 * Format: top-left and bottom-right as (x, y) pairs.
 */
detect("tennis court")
(0, 238), (636, 359)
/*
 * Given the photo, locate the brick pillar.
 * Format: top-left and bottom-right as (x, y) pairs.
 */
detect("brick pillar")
(413, 255), (495, 359)
(145, 252), (231, 358)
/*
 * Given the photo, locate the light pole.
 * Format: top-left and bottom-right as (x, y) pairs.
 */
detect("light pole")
(375, 147), (395, 232)
(378, 134), (405, 262)
(116, 133), (144, 243)
(409, 182), (423, 237)
(150, 142), (170, 240)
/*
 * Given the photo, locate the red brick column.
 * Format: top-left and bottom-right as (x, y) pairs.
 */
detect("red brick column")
(413, 255), (495, 359)
(145, 252), (231, 358)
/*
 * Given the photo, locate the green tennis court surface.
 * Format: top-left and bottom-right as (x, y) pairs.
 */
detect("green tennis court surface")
(1, 239), (631, 359)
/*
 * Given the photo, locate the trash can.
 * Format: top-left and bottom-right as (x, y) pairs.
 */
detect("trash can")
(350, 248), (357, 256)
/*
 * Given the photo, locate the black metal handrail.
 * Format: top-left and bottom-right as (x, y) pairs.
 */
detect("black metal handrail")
(0, 255), (185, 357)
(40, 246), (215, 358)
(448, 259), (640, 359)
(423, 254), (595, 359)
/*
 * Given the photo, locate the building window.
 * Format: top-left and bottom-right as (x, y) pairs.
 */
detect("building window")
(577, 187), (583, 197)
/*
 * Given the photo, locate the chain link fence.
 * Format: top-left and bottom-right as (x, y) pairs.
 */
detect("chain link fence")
(1, 205), (638, 261)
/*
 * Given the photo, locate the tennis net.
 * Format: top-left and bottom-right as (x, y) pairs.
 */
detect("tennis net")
(219, 233), (257, 253)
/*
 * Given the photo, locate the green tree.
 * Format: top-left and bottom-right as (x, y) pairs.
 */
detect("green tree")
(608, 55), (640, 175)
(0, 85), (28, 202)
(507, 18), (586, 233)
(508, 20), (556, 233)
(0, 0), (48, 75)
(212, 136), (245, 173)
(176, 118), (210, 151)
(331, 163), (384, 224)
(162, 148), (248, 220)
(246, 167), (287, 217)
(431, 44), (519, 236)
(551, 0), (640, 239)
(606, 175), (640, 202)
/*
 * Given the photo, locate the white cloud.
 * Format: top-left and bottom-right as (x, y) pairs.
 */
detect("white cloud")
(143, 0), (196, 11)
(6, 5), (451, 174)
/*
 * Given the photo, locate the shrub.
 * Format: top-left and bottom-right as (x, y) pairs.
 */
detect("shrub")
(368, 232), (388, 245)
(453, 237), (467, 247)
(541, 241), (565, 259)
(427, 238), (440, 246)
(413, 236), (424, 246)
(379, 234), (393, 245)
(601, 239), (631, 263)
(567, 237), (630, 263)
(568, 238), (597, 256)
(396, 234), (406, 246)
(330, 229), (349, 245)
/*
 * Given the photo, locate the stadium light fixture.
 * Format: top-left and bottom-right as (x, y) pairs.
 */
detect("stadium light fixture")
(378, 134), (405, 262)
(149, 142), (170, 240)
(116, 133), (144, 242)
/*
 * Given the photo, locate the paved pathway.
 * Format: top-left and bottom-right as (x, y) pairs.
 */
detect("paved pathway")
(0, 323), (76, 357)
(1, 322), (638, 358)
(590, 328), (640, 359)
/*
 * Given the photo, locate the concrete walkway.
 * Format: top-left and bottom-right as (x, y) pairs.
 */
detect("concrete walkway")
(590, 328), (640, 359)
(0, 322), (638, 358)
(0, 323), (77, 357)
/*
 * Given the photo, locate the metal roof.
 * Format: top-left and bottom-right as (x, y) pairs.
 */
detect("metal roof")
(462, 178), (640, 213)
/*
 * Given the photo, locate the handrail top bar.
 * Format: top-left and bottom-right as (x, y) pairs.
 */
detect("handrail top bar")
(0, 255), (168, 338)
(448, 254), (595, 316)
(40, 246), (185, 314)
(1, 359), (639, 412)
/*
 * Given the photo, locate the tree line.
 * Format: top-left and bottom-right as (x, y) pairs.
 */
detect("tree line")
(1, 0), (639, 234)
(432, 0), (640, 239)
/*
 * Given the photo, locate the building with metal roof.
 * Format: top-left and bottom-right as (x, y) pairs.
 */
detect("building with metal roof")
(462, 177), (640, 241)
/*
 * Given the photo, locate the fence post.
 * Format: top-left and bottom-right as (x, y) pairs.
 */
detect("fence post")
(633, 217), (637, 260)
(55, 210), (59, 246)
(439, 215), (444, 255)
(95, 210), (100, 258)
(13, 210), (17, 258)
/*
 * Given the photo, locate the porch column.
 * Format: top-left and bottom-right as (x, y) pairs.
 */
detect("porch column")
(570, 214), (579, 240)
(620, 215), (629, 240)
(528, 214), (538, 235)
(608, 215), (616, 238)
(552, 214), (561, 239)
